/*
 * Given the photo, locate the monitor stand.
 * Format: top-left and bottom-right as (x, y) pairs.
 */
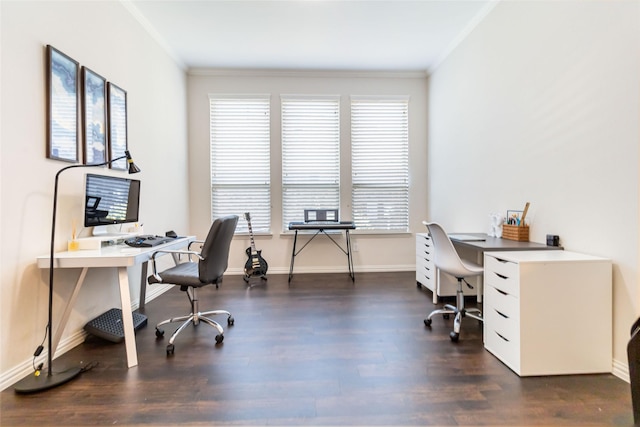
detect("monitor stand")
(92, 225), (131, 237)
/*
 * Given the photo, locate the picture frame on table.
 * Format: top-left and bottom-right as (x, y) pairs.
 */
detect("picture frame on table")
(81, 67), (107, 165)
(506, 210), (524, 226)
(46, 45), (79, 163)
(107, 82), (128, 170)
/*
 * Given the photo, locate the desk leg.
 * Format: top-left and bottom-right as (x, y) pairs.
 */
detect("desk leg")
(345, 230), (355, 282)
(117, 266), (138, 368)
(476, 251), (483, 303)
(288, 230), (298, 283)
(139, 261), (148, 309)
(51, 267), (89, 359)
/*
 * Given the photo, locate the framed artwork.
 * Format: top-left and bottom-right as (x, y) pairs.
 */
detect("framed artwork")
(81, 67), (107, 165)
(107, 82), (128, 170)
(46, 45), (79, 162)
(506, 210), (524, 226)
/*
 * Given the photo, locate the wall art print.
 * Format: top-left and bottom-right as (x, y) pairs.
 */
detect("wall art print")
(107, 82), (128, 170)
(82, 67), (107, 165)
(46, 45), (79, 163)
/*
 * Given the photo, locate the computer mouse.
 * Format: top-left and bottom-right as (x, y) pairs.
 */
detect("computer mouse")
(166, 230), (177, 238)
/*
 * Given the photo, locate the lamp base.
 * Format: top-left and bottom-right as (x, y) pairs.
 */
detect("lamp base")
(13, 367), (82, 394)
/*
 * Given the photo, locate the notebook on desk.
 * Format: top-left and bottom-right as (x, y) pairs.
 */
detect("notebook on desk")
(448, 234), (486, 242)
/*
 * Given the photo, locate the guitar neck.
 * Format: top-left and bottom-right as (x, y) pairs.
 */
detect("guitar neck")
(247, 220), (258, 253)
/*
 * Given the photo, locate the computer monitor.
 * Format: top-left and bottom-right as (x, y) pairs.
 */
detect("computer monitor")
(84, 173), (140, 228)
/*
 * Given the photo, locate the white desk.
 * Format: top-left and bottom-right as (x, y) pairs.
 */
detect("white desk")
(36, 236), (194, 368)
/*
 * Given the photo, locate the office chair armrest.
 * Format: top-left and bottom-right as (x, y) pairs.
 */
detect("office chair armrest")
(149, 249), (205, 282)
(188, 240), (205, 250)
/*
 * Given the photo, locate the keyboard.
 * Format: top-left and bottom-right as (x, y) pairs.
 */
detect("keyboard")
(124, 235), (173, 248)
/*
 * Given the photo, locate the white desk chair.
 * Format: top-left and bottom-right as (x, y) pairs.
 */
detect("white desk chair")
(422, 221), (483, 341)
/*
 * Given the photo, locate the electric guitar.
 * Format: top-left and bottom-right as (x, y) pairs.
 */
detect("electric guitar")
(243, 212), (268, 281)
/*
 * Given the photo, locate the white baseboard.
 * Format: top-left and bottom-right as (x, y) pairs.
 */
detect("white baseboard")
(225, 264), (415, 276)
(613, 358), (630, 383)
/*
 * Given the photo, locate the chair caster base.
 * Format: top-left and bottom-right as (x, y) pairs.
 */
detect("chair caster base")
(167, 343), (175, 355)
(449, 331), (459, 342)
(215, 334), (224, 344)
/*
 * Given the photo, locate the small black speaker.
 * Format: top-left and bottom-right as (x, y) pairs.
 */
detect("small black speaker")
(84, 308), (147, 343)
(546, 234), (560, 246)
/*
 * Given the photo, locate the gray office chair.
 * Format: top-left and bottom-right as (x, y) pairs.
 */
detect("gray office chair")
(148, 215), (238, 355)
(422, 221), (483, 341)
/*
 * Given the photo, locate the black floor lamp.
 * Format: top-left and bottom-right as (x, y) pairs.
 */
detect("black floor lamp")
(14, 151), (141, 394)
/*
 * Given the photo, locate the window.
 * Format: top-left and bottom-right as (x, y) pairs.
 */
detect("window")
(209, 95), (270, 233)
(351, 96), (409, 231)
(281, 96), (340, 230)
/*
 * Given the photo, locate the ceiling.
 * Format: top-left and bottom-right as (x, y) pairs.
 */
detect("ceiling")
(126, 0), (496, 73)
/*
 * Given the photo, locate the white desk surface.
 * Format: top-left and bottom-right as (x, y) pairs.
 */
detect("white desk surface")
(37, 236), (195, 269)
(484, 250), (610, 263)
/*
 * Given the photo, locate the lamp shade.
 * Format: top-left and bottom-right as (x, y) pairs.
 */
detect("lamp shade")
(124, 150), (141, 174)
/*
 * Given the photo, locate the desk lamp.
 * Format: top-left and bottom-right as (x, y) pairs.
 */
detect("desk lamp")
(14, 151), (141, 393)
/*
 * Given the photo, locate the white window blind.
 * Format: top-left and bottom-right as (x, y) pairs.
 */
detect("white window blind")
(351, 97), (409, 231)
(281, 96), (340, 230)
(209, 95), (271, 233)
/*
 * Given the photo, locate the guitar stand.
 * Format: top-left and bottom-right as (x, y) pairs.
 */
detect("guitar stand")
(244, 274), (267, 288)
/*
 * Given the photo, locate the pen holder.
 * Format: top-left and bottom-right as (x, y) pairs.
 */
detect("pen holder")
(502, 224), (529, 241)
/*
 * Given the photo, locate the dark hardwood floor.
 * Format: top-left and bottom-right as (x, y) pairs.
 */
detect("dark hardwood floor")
(1, 272), (633, 426)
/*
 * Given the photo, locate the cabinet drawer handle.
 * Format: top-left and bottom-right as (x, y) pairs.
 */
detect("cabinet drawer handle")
(495, 288), (508, 296)
(494, 309), (508, 319)
(495, 331), (510, 342)
(495, 273), (508, 280)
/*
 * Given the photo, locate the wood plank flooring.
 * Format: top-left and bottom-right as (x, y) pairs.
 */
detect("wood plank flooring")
(1, 272), (633, 426)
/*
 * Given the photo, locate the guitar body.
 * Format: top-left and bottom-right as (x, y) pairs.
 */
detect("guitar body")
(243, 212), (268, 282)
(244, 247), (268, 278)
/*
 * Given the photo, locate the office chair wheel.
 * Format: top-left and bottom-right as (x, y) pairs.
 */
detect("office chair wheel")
(166, 344), (175, 355)
(449, 331), (459, 342)
(227, 316), (234, 326)
(215, 334), (224, 344)
(155, 328), (165, 339)
(424, 318), (432, 327)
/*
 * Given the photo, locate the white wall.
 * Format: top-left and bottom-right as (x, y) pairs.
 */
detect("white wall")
(428, 0), (639, 378)
(187, 71), (428, 274)
(0, 1), (189, 389)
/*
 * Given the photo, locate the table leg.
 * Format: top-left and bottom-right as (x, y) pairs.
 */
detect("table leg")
(476, 251), (483, 303)
(288, 230), (298, 283)
(51, 267), (89, 359)
(117, 266), (138, 368)
(345, 230), (355, 282)
(139, 261), (148, 309)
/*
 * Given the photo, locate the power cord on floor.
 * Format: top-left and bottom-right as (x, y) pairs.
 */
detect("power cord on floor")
(80, 361), (99, 373)
(31, 325), (49, 375)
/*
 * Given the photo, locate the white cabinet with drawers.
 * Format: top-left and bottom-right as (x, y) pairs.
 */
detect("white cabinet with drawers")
(483, 250), (612, 376)
(416, 233), (457, 303)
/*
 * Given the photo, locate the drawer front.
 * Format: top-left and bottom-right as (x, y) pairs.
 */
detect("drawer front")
(484, 285), (519, 319)
(484, 326), (520, 374)
(416, 235), (433, 257)
(484, 254), (519, 278)
(484, 256), (520, 297)
(484, 290), (519, 342)
(416, 260), (435, 285)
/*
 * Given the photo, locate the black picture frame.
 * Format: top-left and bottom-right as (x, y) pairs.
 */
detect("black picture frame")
(107, 82), (128, 170)
(81, 67), (107, 165)
(46, 45), (79, 163)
